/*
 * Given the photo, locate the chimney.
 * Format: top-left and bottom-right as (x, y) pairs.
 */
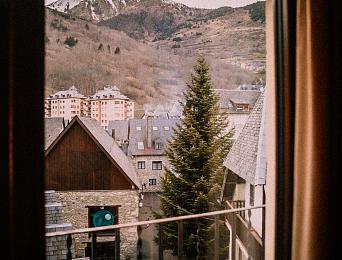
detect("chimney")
(121, 140), (129, 155)
(111, 129), (116, 140)
(147, 116), (152, 148)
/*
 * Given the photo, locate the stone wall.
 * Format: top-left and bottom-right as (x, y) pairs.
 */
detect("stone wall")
(132, 155), (169, 192)
(56, 190), (139, 259)
(45, 190), (75, 260)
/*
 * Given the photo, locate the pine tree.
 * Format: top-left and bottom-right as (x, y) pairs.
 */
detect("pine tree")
(159, 56), (233, 259)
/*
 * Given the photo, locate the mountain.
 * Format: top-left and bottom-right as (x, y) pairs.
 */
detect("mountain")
(45, 7), (259, 107)
(99, 1), (266, 74)
(47, 0), (133, 21)
(46, 0), (175, 21)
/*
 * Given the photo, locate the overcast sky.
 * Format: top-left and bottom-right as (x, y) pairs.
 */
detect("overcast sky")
(173, 0), (261, 9)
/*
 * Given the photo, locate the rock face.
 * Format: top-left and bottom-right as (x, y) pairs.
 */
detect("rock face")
(56, 190), (139, 259)
(45, 190), (75, 260)
(47, 0), (143, 21)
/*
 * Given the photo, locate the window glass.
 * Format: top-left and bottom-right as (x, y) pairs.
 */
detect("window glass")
(152, 161), (162, 170)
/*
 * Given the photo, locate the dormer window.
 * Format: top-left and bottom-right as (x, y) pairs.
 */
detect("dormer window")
(136, 126), (142, 131)
(155, 142), (163, 150)
(164, 126), (170, 131)
(153, 126), (158, 131)
(137, 142), (144, 150)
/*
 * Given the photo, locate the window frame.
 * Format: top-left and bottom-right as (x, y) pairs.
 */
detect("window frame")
(137, 161), (146, 169)
(152, 161), (163, 170)
(148, 178), (157, 186)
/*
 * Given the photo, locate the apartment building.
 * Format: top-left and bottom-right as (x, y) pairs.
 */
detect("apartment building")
(45, 85), (135, 129)
(89, 86), (134, 130)
(45, 86), (87, 122)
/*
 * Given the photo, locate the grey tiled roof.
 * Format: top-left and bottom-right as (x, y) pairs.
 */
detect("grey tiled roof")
(215, 89), (261, 113)
(128, 118), (179, 156)
(46, 116), (140, 188)
(108, 120), (129, 141)
(44, 117), (65, 150)
(89, 85), (130, 100)
(223, 92), (266, 185)
(48, 86), (85, 99)
(108, 118), (179, 156)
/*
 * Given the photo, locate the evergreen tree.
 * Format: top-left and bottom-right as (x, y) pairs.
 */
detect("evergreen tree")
(159, 56), (233, 259)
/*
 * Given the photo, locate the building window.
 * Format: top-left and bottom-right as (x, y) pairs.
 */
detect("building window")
(137, 142), (144, 150)
(152, 161), (162, 170)
(155, 142), (163, 150)
(149, 178), (157, 186)
(137, 161), (145, 169)
(250, 184), (255, 206)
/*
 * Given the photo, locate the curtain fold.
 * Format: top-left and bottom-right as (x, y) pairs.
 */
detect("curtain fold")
(292, 1), (336, 259)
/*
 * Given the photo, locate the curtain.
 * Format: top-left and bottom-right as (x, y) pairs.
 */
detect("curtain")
(292, 1), (339, 259)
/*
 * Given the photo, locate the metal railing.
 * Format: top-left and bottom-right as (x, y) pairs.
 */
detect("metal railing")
(46, 205), (265, 260)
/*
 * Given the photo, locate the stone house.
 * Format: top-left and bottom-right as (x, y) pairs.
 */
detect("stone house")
(108, 117), (179, 192)
(221, 92), (266, 260)
(45, 116), (141, 259)
(215, 88), (262, 140)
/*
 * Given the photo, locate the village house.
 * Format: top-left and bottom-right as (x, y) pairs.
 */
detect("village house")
(221, 92), (266, 260)
(45, 116), (141, 259)
(45, 85), (135, 129)
(108, 117), (179, 192)
(215, 88), (262, 140)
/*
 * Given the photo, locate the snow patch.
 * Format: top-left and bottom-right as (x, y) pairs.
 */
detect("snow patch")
(47, 0), (83, 13)
(105, 0), (118, 12)
(90, 5), (99, 20)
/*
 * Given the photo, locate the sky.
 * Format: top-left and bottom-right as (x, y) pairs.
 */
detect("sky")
(173, 0), (261, 9)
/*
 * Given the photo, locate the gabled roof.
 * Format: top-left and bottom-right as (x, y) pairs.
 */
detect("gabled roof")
(108, 118), (179, 156)
(45, 116), (140, 188)
(215, 89), (261, 113)
(223, 92), (266, 185)
(128, 118), (179, 156)
(45, 117), (65, 150)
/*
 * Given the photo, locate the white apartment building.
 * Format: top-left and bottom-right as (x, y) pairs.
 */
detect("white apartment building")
(45, 86), (87, 122)
(45, 85), (135, 129)
(89, 86), (134, 129)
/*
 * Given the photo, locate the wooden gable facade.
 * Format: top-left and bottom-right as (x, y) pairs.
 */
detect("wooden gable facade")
(45, 117), (139, 191)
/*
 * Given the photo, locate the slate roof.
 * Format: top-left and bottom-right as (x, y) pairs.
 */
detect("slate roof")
(215, 89), (261, 113)
(45, 116), (140, 188)
(108, 120), (129, 141)
(44, 117), (65, 150)
(223, 92), (266, 185)
(48, 86), (85, 99)
(128, 118), (179, 156)
(89, 85), (130, 100)
(108, 118), (179, 156)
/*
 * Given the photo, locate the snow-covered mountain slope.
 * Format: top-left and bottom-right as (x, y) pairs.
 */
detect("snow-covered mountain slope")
(47, 0), (83, 13)
(46, 0), (168, 21)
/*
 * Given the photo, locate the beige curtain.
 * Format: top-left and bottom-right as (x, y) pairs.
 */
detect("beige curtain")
(292, 1), (333, 259)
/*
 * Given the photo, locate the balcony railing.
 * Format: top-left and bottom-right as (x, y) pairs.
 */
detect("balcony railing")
(46, 205), (265, 260)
